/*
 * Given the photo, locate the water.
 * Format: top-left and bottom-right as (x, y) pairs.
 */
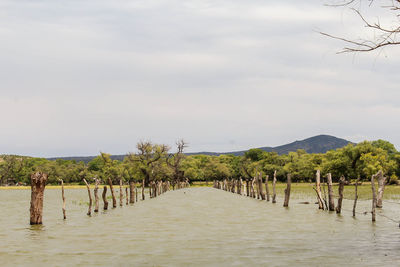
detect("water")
(1, 187), (400, 266)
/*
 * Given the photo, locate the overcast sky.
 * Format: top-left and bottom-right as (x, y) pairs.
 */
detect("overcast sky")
(0, 0), (399, 157)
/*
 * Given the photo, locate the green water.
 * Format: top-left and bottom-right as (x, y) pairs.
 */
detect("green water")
(1, 187), (400, 266)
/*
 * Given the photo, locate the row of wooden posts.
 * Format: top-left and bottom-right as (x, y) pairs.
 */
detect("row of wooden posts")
(29, 171), (190, 225)
(213, 169), (388, 222)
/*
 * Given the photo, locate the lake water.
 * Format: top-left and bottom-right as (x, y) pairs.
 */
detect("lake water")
(1, 187), (400, 266)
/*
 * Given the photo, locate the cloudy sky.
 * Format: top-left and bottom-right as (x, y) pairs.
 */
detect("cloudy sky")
(0, 0), (399, 157)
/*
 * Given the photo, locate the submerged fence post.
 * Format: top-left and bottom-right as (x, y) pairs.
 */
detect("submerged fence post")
(102, 186), (108, 210)
(352, 179), (359, 217)
(108, 178), (117, 208)
(83, 179), (92, 216)
(272, 170), (277, 203)
(59, 179), (66, 219)
(315, 170), (324, 210)
(129, 181), (135, 204)
(336, 176), (345, 214)
(142, 179), (145, 201)
(30, 172), (47, 225)
(371, 173), (377, 222)
(94, 178), (99, 213)
(265, 175), (270, 202)
(119, 179), (123, 207)
(376, 170), (387, 208)
(327, 173), (335, 211)
(283, 174), (291, 207)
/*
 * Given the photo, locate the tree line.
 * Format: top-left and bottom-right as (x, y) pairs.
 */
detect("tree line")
(1, 139), (399, 186)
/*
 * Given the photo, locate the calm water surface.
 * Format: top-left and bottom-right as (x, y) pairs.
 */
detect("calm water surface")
(1, 187), (400, 266)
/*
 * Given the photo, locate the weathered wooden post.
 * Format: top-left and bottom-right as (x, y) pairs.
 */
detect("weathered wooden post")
(272, 170), (277, 203)
(352, 179), (359, 217)
(336, 176), (345, 214)
(371, 173), (377, 222)
(83, 179), (92, 216)
(142, 179), (145, 200)
(30, 172), (48, 225)
(265, 175), (270, 202)
(283, 174), (291, 207)
(315, 170), (324, 210)
(258, 173), (265, 200)
(327, 173), (335, 211)
(94, 178), (99, 213)
(59, 179), (66, 219)
(102, 186), (108, 210)
(129, 181), (135, 204)
(119, 179), (123, 207)
(246, 180), (250, 197)
(255, 176), (260, 199)
(376, 170), (387, 208)
(108, 178), (117, 208)
(136, 186), (138, 202)
(125, 187), (129, 205)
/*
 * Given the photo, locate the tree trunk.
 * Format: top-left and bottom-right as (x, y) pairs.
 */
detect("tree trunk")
(94, 178), (99, 212)
(376, 170), (387, 208)
(272, 170), (277, 203)
(336, 176), (345, 214)
(60, 179), (66, 219)
(327, 173), (335, 211)
(315, 170), (324, 210)
(30, 172), (47, 225)
(352, 179), (358, 217)
(129, 181), (135, 204)
(283, 174), (291, 207)
(265, 175), (270, 202)
(102, 186), (108, 210)
(83, 179), (92, 216)
(108, 178), (117, 208)
(371, 173), (377, 222)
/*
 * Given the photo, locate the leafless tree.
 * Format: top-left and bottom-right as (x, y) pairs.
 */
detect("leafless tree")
(166, 139), (187, 187)
(322, 0), (400, 52)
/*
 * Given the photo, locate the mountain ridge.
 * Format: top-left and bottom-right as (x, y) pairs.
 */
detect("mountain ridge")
(47, 135), (354, 163)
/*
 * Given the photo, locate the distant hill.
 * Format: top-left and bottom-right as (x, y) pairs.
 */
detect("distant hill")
(47, 135), (354, 163)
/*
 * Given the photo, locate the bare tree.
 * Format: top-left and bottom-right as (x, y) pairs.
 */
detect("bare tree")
(322, 0), (400, 52)
(166, 139), (187, 187)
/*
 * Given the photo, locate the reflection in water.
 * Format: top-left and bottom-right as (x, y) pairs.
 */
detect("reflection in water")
(1, 187), (400, 266)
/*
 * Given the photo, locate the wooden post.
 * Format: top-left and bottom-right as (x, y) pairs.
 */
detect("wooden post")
(283, 174), (291, 207)
(246, 180), (250, 197)
(125, 187), (128, 205)
(315, 170), (324, 210)
(129, 181), (135, 204)
(119, 179), (123, 207)
(102, 186), (108, 210)
(83, 179), (92, 216)
(322, 177), (328, 210)
(336, 176), (345, 214)
(272, 170), (277, 203)
(94, 178), (99, 213)
(142, 179), (145, 200)
(327, 173), (335, 211)
(371, 173), (377, 222)
(258, 173), (265, 200)
(265, 175), (270, 202)
(136, 186), (138, 202)
(352, 179), (359, 217)
(30, 172), (48, 225)
(251, 178), (256, 198)
(255, 176), (260, 199)
(108, 178), (117, 208)
(376, 170), (387, 208)
(59, 179), (66, 219)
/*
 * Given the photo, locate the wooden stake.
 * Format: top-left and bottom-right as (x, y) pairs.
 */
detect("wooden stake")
(371, 173), (377, 222)
(376, 170), (387, 208)
(315, 170), (324, 210)
(108, 178), (117, 208)
(336, 176), (345, 214)
(59, 179), (66, 219)
(246, 180), (250, 197)
(265, 175), (270, 202)
(272, 170), (277, 203)
(129, 181), (135, 204)
(142, 179), (145, 200)
(119, 179), (123, 207)
(258, 173), (265, 200)
(83, 179), (92, 216)
(327, 173), (335, 211)
(30, 172), (48, 225)
(283, 174), (291, 207)
(94, 178), (99, 213)
(352, 179), (359, 217)
(102, 186), (108, 210)
(136, 186), (138, 202)
(125, 187), (129, 205)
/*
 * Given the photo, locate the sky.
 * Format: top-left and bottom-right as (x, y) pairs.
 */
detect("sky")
(0, 0), (399, 157)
